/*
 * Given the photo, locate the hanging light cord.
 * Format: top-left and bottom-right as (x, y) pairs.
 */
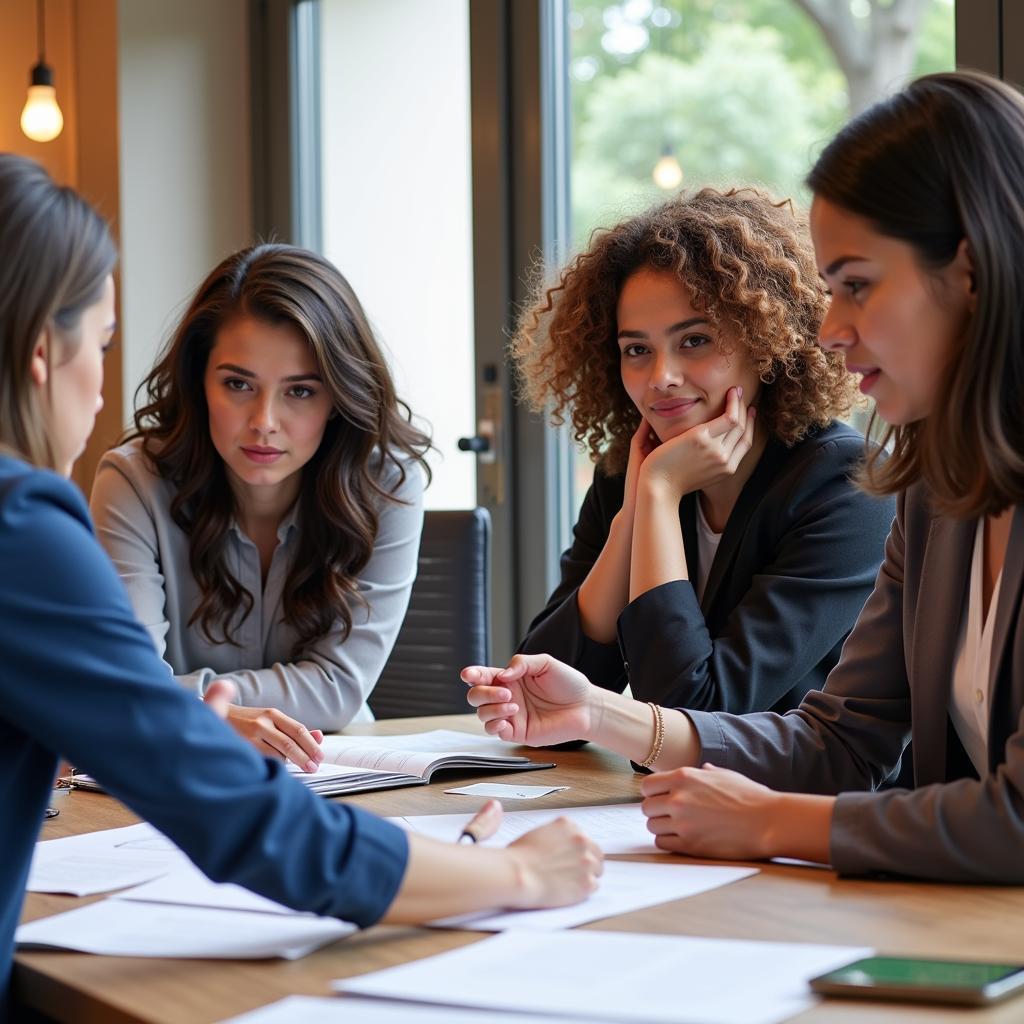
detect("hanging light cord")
(37, 0), (46, 64)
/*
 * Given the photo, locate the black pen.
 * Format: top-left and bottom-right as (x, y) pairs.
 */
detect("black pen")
(456, 798), (502, 845)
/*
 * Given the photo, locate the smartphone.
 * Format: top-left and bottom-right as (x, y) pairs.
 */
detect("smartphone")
(809, 956), (1024, 1006)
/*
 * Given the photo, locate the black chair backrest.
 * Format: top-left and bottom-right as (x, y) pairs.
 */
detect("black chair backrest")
(369, 508), (491, 719)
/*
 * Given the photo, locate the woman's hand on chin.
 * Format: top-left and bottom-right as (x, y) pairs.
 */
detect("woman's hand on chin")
(639, 386), (756, 501)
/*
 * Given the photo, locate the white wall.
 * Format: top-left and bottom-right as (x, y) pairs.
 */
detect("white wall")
(118, 0), (253, 418)
(320, 0), (476, 509)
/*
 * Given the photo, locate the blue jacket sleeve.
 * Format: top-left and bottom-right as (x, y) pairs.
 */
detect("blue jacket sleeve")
(0, 468), (408, 926)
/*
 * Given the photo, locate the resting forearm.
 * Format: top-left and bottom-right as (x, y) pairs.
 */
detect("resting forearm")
(381, 834), (528, 923)
(764, 793), (834, 864)
(577, 511), (635, 644)
(589, 688), (701, 770)
(630, 479), (689, 602)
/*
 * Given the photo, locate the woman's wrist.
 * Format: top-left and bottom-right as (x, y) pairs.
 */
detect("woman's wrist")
(587, 687), (660, 762)
(762, 792), (835, 863)
(583, 683), (609, 744)
(503, 846), (540, 909)
(637, 464), (688, 505)
(609, 507), (634, 539)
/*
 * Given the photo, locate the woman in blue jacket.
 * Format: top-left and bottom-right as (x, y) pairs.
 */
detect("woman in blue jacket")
(0, 153), (601, 1015)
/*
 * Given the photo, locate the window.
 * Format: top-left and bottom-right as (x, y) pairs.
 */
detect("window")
(563, 0), (956, 515)
(318, 0), (476, 510)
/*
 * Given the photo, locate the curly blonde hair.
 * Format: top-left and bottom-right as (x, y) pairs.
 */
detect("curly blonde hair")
(512, 187), (857, 475)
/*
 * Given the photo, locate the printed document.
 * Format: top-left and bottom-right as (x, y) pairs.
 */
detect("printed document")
(218, 995), (617, 1024)
(28, 821), (187, 895)
(339, 930), (874, 1024)
(394, 802), (664, 855)
(430, 859), (757, 930)
(16, 899), (353, 959)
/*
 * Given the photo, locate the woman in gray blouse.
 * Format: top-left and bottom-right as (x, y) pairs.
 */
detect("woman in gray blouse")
(91, 244), (429, 769)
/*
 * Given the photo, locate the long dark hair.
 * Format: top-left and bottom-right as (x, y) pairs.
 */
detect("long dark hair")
(0, 154), (116, 469)
(128, 243), (431, 652)
(807, 70), (1024, 518)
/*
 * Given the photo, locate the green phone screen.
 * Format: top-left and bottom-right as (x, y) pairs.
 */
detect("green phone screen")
(822, 957), (1022, 990)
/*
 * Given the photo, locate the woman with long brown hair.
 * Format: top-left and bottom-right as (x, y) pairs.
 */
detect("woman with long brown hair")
(0, 152), (601, 1015)
(90, 244), (428, 767)
(515, 188), (893, 718)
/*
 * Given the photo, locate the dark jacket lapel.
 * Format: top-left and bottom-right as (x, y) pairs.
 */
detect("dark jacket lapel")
(699, 438), (790, 617)
(986, 506), (1024, 772)
(678, 491), (699, 590)
(911, 513), (973, 786)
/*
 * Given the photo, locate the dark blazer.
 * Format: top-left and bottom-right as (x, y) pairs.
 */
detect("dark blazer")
(520, 421), (895, 715)
(689, 482), (1024, 882)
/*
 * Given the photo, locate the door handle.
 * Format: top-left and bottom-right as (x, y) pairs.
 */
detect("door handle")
(457, 435), (491, 453)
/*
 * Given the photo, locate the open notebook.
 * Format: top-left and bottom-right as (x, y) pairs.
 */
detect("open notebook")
(294, 731), (555, 795)
(68, 729), (554, 798)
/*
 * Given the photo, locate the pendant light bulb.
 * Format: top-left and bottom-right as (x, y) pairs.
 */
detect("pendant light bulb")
(653, 144), (683, 191)
(21, 63), (64, 143)
(21, 0), (63, 144)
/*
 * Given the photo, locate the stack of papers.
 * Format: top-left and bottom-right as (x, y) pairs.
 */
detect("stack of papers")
(339, 930), (875, 1024)
(27, 822), (188, 896)
(21, 830), (354, 960)
(70, 729), (556, 799)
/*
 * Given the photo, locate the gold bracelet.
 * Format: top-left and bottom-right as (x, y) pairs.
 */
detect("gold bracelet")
(639, 701), (665, 769)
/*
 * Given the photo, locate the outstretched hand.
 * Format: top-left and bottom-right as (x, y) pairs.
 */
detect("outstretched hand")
(204, 681), (324, 774)
(461, 653), (598, 747)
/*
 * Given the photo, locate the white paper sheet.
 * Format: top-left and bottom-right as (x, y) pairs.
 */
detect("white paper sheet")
(218, 995), (615, 1024)
(16, 899), (353, 960)
(339, 930), (874, 1024)
(28, 821), (188, 895)
(113, 862), (301, 916)
(430, 860), (757, 931)
(443, 782), (569, 799)
(393, 802), (665, 855)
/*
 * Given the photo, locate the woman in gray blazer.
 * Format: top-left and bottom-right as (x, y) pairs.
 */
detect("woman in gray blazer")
(91, 245), (430, 769)
(515, 189), (893, 716)
(465, 70), (1024, 883)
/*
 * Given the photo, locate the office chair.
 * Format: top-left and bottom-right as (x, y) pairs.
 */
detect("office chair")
(369, 508), (491, 719)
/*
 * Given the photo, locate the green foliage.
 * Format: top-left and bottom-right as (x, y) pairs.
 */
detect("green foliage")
(569, 0), (955, 244)
(571, 22), (842, 243)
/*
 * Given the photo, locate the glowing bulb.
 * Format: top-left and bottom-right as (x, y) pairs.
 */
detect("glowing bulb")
(21, 64), (64, 143)
(652, 149), (683, 190)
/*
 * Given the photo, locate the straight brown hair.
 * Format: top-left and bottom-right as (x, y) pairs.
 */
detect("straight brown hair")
(807, 71), (1024, 518)
(0, 154), (116, 469)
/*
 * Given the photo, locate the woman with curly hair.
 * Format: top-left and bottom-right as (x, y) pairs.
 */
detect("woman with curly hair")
(515, 187), (894, 716)
(90, 244), (429, 768)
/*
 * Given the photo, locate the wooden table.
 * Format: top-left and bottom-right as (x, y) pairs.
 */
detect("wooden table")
(15, 714), (1024, 1023)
